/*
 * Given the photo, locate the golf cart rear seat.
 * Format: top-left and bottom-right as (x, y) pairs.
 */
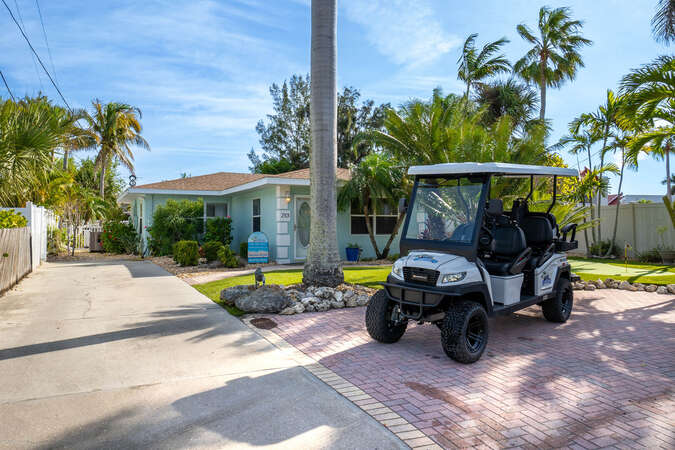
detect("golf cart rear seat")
(510, 199), (578, 255)
(483, 199), (532, 276)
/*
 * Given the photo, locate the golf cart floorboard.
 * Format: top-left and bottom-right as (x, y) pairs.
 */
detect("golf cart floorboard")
(492, 294), (544, 315)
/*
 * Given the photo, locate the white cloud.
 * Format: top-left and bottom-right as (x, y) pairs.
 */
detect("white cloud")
(341, 0), (460, 67)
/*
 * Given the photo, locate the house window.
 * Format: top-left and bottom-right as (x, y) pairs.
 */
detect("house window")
(252, 199), (261, 232)
(206, 204), (215, 217)
(350, 199), (398, 235)
(205, 203), (228, 218)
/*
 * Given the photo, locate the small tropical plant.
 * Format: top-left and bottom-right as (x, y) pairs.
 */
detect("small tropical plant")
(148, 199), (203, 255)
(173, 240), (199, 266)
(204, 217), (233, 246)
(202, 241), (225, 262)
(217, 246), (239, 268)
(0, 209), (28, 228)
(101, 221), (139, 254)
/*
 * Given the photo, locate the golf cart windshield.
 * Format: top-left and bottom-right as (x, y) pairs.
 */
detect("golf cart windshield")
(405, 176), (486, 244)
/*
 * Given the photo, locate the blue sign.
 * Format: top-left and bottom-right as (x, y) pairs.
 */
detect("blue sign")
(248, 232), (269, 264)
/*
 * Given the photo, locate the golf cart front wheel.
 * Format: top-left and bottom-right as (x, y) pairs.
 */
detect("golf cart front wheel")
(365, 290), (407, 343)
(441, 300), (489, 364)
(542, 278), (573, 322)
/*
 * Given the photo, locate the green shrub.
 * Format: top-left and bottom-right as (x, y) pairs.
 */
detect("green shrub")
(638, 248), (662, 263)
(204, 217), (233, 246)
(47, 226), (66, 255)
(0, 209), (27, 228)
(387, 253), (400, 262)
(589, 239), (621, 257)
(101, 221), (139, 254)
(217, 246), (239, 268)
(148, 199), (203, 256)
(202, 241), (225, 262)
(239, 241), (248, 258)
(173, 240), (200, 266)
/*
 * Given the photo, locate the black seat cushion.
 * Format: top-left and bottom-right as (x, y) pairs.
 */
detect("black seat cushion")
(521, 215), (553, 247)
(484, 260), (512, 275)
(492, 224), (527, 256)
(528, 212), (558, 236)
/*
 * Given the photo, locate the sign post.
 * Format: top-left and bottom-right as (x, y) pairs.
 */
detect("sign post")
(247, 232), (269, 264)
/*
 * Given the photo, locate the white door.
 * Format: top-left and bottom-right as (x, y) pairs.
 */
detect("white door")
(295, 197), (311, 261)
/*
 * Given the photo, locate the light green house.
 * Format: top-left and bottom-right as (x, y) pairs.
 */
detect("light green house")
(119, 168), (402, 263)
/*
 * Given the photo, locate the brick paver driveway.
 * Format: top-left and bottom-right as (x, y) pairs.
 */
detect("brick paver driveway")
(261, 290), (674, 449)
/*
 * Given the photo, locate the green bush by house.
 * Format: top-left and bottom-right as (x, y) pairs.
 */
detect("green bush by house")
(217, 246), (239, 268)
(202, 241), (225, 262)
(173, 240), (199, 266)
(204, 217), (233, 246)
(148, 200), (203, 255)
(0, 209), (27, 229)
(101, 221), (139, 254)
(239, 241), (248, 258)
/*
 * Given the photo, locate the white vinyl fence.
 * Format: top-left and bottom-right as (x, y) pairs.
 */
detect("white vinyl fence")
(573, 202), (674, 256)
(73, 223), (102, 249)
(1, 202), (58, 270)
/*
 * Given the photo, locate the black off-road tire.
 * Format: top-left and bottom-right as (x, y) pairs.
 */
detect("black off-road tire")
(440, 300), (489, 364)
(542, 278), (573, 323)
(365, 289), (407, 343)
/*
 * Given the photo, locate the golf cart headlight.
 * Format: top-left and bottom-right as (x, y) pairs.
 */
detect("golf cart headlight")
(391, 260), (404, 279)
(442, 272), (466, 283)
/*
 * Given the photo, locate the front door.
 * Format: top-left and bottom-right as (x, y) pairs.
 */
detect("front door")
(294, 197), (311, 261)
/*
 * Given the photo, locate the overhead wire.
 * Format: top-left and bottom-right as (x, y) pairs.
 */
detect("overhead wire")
(1, 0), (71, 111)
(12, 0), (43, 92)
(0, 69), (16, 100)
(34, 0), (58, 85)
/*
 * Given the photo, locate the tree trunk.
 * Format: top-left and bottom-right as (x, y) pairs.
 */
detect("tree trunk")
(589, 194), (597, 245)
(363, 203), (381, 259)
(62, 150), (69, 170)
(381, 212), (406, 259)
(605, 147), (625, 257)
(465, 83), (471, 99)
(597, 125), (609, 245)
(99, 163), (106, 198)
(303, 0), (344, 286)
(539, 77), (546, 120)
(667, 141), (672, 203)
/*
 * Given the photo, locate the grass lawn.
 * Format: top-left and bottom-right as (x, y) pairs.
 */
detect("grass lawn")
(568, 257), (675, 285)
(193, 266), (392, 316)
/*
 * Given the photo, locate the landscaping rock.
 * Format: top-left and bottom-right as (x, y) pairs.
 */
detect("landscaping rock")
(634, 283), (645, 291)
(279, 306), (296, 315)
(595, 279), (606, 289)
(234, 285), (291, 313)
(343, 289), (355, 301)
(645, 284), (658, 293)
(345, 295), (359, 308)
(356, 294), (370, 306)
(618, 281), (632, 291)
(667, 284), (675, 294)
(292, 302), (305, 314)
(584, 283), (596, 291)
(314, 286), (335, 299)
(220, 285), (254, 306)
(315, 300), (331, 312)
(333, 290), (343, 303)
(604, 278), (618, 289)
(657, 286), (669, 295)
(330, 299), (345, 309)
(301, 296), (319, 306)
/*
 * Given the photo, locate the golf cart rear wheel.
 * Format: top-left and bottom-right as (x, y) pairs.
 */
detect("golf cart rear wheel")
(365, 290), (407, 343)
(542, 278), (573, 323)
(441, 300), (488, 364)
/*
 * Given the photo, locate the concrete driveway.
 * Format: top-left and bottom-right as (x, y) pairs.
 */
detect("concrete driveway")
(0, 259), (404, 449)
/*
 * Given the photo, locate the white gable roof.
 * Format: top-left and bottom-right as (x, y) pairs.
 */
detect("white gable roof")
(408, 162), (578, 177)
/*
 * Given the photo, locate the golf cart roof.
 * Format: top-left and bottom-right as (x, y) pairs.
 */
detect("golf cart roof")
(408, 162), (578, 178)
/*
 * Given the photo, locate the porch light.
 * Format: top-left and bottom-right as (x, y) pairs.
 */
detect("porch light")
(285, 196), (291, 203)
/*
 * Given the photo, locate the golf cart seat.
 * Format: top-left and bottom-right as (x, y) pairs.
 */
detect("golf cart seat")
(521, 215), (555, 268)
(484, 199), (532, 276)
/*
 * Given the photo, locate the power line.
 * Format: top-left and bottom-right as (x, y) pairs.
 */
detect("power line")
(0, 69), (15, 100)
(12, 0), (43, 91)
(1, 0), (70, 110)
(34, 0), (58, 85)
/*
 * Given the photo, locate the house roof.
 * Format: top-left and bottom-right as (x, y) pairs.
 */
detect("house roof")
(120, 167), (352, 202)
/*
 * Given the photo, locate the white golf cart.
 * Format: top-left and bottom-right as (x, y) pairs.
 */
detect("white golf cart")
(366, 162), (580, 363)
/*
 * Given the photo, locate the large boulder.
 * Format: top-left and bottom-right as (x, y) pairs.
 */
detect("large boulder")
(667, 284), (675, 294)
(644, 284), (658, 293)
(234, 285), (292, 313)
(220, 285), (255, 306)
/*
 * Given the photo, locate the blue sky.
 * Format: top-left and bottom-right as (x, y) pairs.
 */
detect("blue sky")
(0, 0), (668, 194)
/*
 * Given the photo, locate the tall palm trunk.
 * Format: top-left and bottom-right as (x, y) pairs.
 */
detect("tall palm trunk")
(666, 141), (672, 203)
(539, 58), (547, 120)
(363, 202), (381, 259)
(62, 150), (69, 170)
(99, 164), (106, 198)
(381, 212), (406, 259)
(303, 0), (344, 286)
(586, 146), (597, 244)
(606, 147), (625, 257)
(596, 124), (610, 244)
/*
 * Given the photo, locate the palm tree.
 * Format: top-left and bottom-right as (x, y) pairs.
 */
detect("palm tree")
(572, 90), (623, 242)
(475, 78), (538, 130)
(303, 0), (344, 286)
(514, 6), (592, 120)
(652, 0), (675, 44)
(457, 34), (511, 99)
(620, 55), (675, 207)
(84, 101), (149, 198)
(337, 153), (409, 259)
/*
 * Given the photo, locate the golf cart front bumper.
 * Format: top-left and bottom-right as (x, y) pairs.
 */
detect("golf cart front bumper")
(381, 276), (488, 320)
